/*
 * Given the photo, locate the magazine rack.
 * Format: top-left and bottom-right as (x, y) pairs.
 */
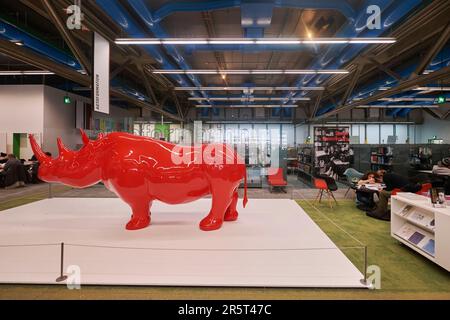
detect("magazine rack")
(391, 193), (450, 271)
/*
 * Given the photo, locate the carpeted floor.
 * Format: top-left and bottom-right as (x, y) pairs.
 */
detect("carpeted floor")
(0, 196), (449, 299)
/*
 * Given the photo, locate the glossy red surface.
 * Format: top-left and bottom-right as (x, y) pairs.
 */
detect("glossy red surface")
(29, 130), (247, 231)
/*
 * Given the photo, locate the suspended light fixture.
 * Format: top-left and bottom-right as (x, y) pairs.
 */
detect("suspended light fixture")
(152, 69), (349, 75)
(0, 70), (55, 76)
(189, 97), (310, 101)
(115, 37), (396, 45)
(174, 86), (325, 91)
(195, 104), (299, 108)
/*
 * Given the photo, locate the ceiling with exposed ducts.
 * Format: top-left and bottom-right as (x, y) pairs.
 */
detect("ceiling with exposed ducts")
(0, 0), (449, 122)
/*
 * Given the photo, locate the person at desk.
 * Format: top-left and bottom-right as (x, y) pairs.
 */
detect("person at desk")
(355, 171), (380, 211)
(0, 152), (7, 164)
(367, 172), (421, 221)
(432, 158), (450, 176)
(0, 154), (25, 188)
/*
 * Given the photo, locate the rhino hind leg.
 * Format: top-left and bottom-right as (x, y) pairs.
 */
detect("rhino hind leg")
(200, 184), (235, 231)
(224, 189), (239, 222)
(126, 200), (152, 231)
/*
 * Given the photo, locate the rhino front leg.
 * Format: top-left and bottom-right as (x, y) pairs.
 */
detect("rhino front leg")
(126, 200), (152, 231)
(200, 184), (234, 231)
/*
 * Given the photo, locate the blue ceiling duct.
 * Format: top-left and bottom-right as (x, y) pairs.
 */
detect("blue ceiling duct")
(307, 0), (423, 116)
(95, 0), (208, 105)
(126, 0), (205, 89)
(0, 16), (179, 115)
(0, 19), (81, 70)
(316, 44), (450, 118)
(292, 0), (420, 101)
(152, 0), (355, 23)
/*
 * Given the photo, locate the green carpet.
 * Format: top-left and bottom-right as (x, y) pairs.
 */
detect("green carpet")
(0, 197), (449, 299)
(297, 199), (450, 294)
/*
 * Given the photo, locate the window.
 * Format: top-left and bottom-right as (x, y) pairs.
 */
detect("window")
(366, 125), (379, 144)
(380, 124), (394, 144)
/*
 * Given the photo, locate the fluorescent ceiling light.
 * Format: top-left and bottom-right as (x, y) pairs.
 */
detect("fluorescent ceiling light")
(174, 86), (324, 91)
(153, 69), (348, 75)
(189, 97), (310, 101)
(195, 104), (298, 108)
(115, 37), (396, 45)
(414, 87), (450, 92)
(0, 70), (55, 76)
(356, 105), (438, 109)
(378, 98), (436, 102)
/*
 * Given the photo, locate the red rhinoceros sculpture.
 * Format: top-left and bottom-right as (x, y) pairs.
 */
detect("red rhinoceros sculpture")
(29, 130), (248, 231)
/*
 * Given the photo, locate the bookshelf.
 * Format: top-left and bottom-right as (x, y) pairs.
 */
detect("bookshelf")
(297, 146), (314, 183)
(313, 127), (352, 178)
(391, 193), (450, 271)
(370, 146), (393, 171)
(409, 146), (433, 170)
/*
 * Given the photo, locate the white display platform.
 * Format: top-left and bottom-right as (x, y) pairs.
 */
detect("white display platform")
(0, 198), (367, 288)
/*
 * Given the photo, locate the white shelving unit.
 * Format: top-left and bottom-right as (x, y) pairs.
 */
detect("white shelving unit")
(391, 193), (450, 271)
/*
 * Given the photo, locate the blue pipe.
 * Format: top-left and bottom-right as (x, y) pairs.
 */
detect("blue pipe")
(126, 0), (205, 90)
(0, 16), (179, 114)
(292, 0), (405, 94)
(310, 0), (423, 116)
(0, 19), (81, 70)
(153, 0), (355, 23)
(316, 48), (450, 117)
(95, 0), (205, 102)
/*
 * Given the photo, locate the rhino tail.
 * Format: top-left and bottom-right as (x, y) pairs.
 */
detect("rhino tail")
(243, 167), (248, 208)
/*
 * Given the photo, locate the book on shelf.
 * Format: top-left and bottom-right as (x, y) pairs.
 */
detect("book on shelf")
(408, 211), (435, 231)
(395, 223), (417, 240)
(408, 231), (426, 245)
(395, 223), (435, 256)
(421, 239), (435, 256)
(398, 205), (413, 217)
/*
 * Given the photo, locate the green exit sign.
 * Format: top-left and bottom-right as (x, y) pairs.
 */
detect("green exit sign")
(64, 96), (72, 104)
(436, 96), (446, 104)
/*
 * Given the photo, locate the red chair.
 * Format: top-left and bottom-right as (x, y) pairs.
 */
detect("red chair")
(268, 168), (288, 193)
(418, 183), (432, 194)
(314, 177), (337, 208)
(391, 183), (432, 196)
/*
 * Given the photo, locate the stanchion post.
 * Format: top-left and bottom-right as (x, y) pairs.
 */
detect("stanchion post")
(56, 242), (68, 283)
(48, 183), (53, 199)
(360, 246), (369, 286)
(364, 246), (368, 282)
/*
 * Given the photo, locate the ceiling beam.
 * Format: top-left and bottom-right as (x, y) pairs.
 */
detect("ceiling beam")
(315, 64), (450, 120)
(110, 58), (133, 80)
(310, 91), (324, 120)
(340, 63), (364, 106)
(366, 56), (403, 81)
(0, 38), (182, 121)
(172, 90), (185, 120)
(41, 0), (92, 75)
(410, 21), (450, 79)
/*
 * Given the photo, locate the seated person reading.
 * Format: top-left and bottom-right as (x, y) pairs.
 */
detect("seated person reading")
(432, 157), (450, 176)
(355, 172), (380, 210)
(367, 172), (421, 221)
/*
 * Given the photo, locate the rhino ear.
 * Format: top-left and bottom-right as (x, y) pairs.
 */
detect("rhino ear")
(80, 129), (90, 145)
(57, 138), (71, 156)
(29, 134), (51, 162)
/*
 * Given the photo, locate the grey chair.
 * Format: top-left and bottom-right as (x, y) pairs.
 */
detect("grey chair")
(343, 168), (364, 197)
